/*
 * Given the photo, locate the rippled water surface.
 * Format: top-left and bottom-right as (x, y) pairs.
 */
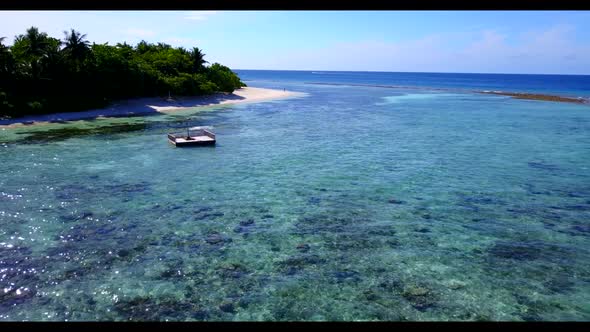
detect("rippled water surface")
(1, 73), (590, 321)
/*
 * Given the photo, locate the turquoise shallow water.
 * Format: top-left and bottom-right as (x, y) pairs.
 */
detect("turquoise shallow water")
(1, 78), (590, 321)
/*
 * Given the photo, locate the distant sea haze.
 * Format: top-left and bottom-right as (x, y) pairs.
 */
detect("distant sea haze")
(234, 70), (590, 98)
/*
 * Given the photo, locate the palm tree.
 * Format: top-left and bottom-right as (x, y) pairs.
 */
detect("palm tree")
(0, 37), (8, 57)
(0, 37), (12, 75)
(157, 42), (172, 51)
(136, 40), (152, 54)
(13, 27), (51, 80)
(62, 29), (90, 71)
(190, 47), (208, 73)
(116, 42), (134, 59)
(21, 27), (50, 58)
(41, 38), (65, 79)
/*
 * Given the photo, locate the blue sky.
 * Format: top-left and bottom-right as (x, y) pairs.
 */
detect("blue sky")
(1, 11), (589, 74)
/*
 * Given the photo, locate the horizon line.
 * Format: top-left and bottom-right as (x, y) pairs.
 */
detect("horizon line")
(232, 69), (590, 77)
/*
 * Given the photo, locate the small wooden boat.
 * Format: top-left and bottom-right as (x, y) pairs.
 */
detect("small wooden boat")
(168, 127), (216, 147)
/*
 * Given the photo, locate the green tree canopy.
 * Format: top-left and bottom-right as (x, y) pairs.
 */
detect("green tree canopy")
(0, 27), (246, 119)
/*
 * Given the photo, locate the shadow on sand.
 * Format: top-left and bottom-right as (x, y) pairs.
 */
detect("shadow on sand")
(0, 93), (246, 127)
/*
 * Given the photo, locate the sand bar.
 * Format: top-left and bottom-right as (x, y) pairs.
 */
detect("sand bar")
(306, 82), (589, 105)
(478, 91), (588, 104)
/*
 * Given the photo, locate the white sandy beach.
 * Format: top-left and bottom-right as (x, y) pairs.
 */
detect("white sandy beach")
(0, 87), (303, 128)
(149, 87), (301, 112)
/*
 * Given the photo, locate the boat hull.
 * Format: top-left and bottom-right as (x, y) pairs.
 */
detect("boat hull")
(168, 137), (216, 147)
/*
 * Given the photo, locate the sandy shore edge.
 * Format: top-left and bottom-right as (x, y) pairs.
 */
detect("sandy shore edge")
(0, 87), (305, 128)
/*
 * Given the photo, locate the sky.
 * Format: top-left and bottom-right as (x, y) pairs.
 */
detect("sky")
(1, 10), (589, 75)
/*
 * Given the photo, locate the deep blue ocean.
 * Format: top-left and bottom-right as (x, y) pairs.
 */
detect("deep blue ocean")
(1, 70), (589, 321)
(235, 70), (590, 97)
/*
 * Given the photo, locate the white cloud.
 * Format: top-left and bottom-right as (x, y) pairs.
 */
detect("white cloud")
(183, 11), (218, 21)
(455, 24), (590, 73)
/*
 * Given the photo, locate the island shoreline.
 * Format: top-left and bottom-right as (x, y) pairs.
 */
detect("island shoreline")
(0, 87), (305, 128)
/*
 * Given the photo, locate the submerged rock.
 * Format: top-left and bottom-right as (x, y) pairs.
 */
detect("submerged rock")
(296, 243), (310, 252)
(308, 197), (321, 205)
(513, 293), (566, 321)
(104, 182), (151, 194)
(159, 268), (184, 279)
(446, 279), (467, 290)
(113, 296), (197, 321)
(403, 286), (430, 297)
(96, 225), (117, 235)
(388, 199), (405, 204)
(377, 276), (410, 293)
(463, 196), (497, 205)
(205, 232), (232, 245)
(206, 233), (223, 244)
(402, 285), (436, 311)
(193, 309), (209, 320)
(363, 289), (380, 301)
(237, 297), (253, 308)
(195, 212), (225, 221)
(254, 206), (270, 213)
(219, 263), (249, 279)
(117, 249), (131, 258)
(0, 286), (37, 309)
(366, 228), (397, 236)
(219, 302), (235, 313)
(278, 254), (325, 274)
(63, 265), (93, 280)
(17, 123), (148, 144)
(234, 219), (256, 234)
(332, 270), (361, 283)
(544, 279), (575, 294)
(323, 233), (395, 251)
(239, 219), (255, 226)
(282, 254), (324, 267)
(55, 184), (89, 200)
(59, 211), (94, 222)
(194, 207), (213, 214)
(488, 242), (541, 261)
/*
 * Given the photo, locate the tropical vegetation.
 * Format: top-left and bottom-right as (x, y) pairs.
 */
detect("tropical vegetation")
(0, 27), (246, 118)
